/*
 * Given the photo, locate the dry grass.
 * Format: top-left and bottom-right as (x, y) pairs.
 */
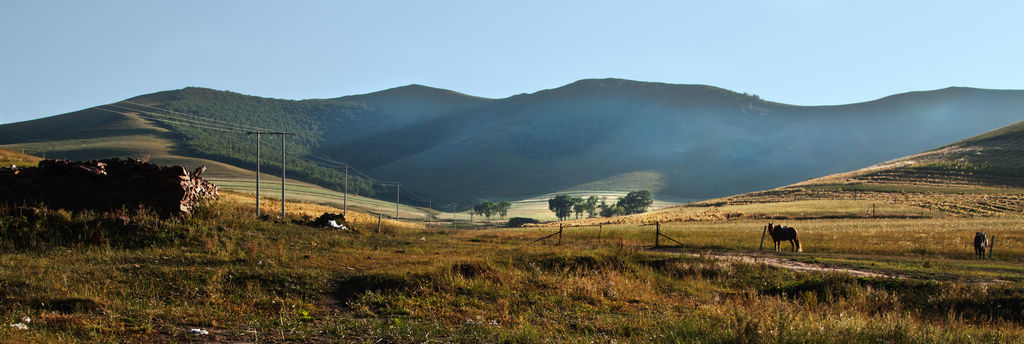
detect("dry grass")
(0, 147), (41, 167)
(219, 191), (424, 230)
(3, 189), (1024, 342)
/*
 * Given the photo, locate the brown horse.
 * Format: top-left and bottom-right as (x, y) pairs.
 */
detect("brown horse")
(766, 223), (802, 252)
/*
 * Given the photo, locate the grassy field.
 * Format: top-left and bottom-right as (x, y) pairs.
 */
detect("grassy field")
(2, 192), (1024, 342)
(0, 147), (42, 168)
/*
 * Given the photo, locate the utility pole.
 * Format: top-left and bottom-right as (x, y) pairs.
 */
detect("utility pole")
(281, 134), (286, 219)
(395, 184), (400, 220)
(427, 200), (432, 230)
(343, 164), (348, 216)
(246, 131), (295, 219)
(253, 133), (261, 216)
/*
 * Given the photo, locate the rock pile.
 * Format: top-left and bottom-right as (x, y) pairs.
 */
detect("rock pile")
(0, 158), (218, 217)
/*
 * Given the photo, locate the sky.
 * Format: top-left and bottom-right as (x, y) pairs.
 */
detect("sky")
(2, 0), (1023, 124)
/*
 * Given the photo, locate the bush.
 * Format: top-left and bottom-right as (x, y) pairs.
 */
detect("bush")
(506, 217), (540, 228)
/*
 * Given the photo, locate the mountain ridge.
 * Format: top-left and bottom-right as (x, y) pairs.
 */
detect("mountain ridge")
(2, 79), (1023, 206)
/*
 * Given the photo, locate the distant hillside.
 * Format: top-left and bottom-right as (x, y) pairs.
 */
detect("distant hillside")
(679, 119), (1024, 218)
(334, 80), (1024, 202)
(796, 119), (1024, 188)
(2, 79), (1023, 206)
(0, 85), (489, 203)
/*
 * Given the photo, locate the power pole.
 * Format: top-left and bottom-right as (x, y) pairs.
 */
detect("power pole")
(281, 134), (286, 219)
(251, 132), (261, 217)
(343, 164), (348, 216)
(247, 131), (295, 219)
(427, 200), (432, 230)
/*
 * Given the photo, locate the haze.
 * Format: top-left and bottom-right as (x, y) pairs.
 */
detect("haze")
(2, 0), (1023, 124)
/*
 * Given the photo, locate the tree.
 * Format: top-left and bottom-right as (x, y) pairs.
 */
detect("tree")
(570, 196), (586, 219)
(548, 195), (575, 221)
(496, 201), (511, 219)
(474, 200), (512, 220)
(472, 203), (488, 220)
(599, 202), (626, 217)
(617, 190), (653, 215)
(584, 196), (599, 218)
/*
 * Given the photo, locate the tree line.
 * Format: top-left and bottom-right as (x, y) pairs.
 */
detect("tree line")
(547, 190), (653, 221)
(472, 200), (512, 220)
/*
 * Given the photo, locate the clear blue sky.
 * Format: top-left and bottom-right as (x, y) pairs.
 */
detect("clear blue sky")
(2, 0), (1022, 124)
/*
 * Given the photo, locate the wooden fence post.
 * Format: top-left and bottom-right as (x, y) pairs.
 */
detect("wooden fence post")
(759, 225), (767, 250)
(377, 213), (382, 233)
(989, 235), (994, 260)
(655, 222), (660, 248)
(598, 224), (602, 244)
(558, 223), (563, 245)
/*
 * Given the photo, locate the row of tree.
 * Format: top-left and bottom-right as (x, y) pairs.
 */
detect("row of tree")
(547, 190), (653, 221)
(472, 200), (512, 220)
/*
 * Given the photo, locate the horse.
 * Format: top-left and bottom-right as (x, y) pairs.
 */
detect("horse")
(766, 223), (802, 252)
(974, 232), (988, 259)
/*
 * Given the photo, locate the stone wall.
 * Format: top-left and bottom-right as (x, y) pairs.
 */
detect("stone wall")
(0, 158), (218, 217)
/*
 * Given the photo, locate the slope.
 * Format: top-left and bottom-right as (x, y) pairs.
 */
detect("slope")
(0, 147), (42, 167)
(3, 79), (1024, 207)
(671, 119), (1024, 219)
(341, 79), (1024, 202)
(0, 85), (490, 204)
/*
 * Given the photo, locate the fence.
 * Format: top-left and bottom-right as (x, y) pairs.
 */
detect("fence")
(531, 222), (684, 249)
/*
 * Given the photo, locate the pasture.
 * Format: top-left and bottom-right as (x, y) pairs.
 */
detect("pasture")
(2, 192), (1024, 342)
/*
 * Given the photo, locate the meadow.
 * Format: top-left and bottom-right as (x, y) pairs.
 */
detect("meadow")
(2, 192), (1023, 343)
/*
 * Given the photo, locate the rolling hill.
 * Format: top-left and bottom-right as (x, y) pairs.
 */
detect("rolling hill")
(333, 79), (1024, 202)
(663, 118), (1024, 220)
(2, 79), (1024, 207)
(795, 119), (1024, 188)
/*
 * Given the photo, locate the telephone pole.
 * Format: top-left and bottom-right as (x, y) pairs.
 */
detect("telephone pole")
(252, 132), (261, 216)
(280, 134), (286, 219)
(247, 131), (295, 219)
(427, 200), (432, 230)
(343, 164), (348, 216)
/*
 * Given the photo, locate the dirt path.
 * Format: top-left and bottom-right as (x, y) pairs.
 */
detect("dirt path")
(652, 248), (1020, 286)
(650, 248), (900, 279)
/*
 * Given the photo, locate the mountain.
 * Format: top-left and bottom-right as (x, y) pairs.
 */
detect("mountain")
(328, 79), (1024, 202)
(2, 79), (1024, 206)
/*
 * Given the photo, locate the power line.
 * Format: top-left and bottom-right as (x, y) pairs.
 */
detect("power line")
(95, 103), (448, 220)
(93, 107), (248, 133)
(119, 100), (275, 132)
(102, 104), (257, 133)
